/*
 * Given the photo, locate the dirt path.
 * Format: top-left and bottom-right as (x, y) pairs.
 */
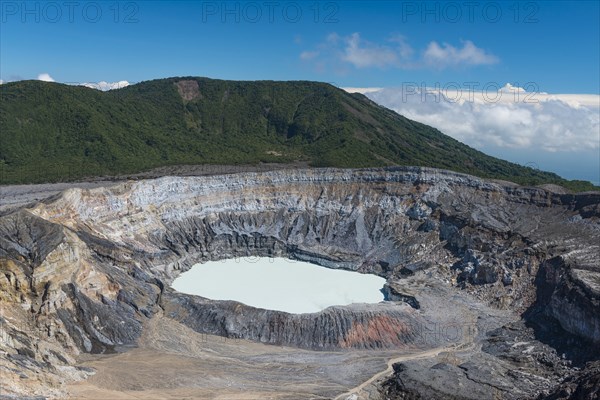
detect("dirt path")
(333, 345), (456, 400)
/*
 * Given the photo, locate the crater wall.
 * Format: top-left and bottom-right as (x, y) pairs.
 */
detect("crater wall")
(1, 167), (599, 396)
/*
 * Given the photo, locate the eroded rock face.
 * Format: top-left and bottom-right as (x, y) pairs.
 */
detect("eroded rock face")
(164, 293), (420, 350)
(1, 167), (598, 398)
(539, 361), (600, 400)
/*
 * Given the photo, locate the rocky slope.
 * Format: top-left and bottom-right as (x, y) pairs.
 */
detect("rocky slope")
(0, 167), (599, 398)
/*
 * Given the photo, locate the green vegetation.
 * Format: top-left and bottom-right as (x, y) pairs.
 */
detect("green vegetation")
(0, 77), (597, 192)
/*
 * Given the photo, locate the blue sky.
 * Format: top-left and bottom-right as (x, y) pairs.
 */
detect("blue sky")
(1, 1), (598, 92)
(1, 1), (599, 183)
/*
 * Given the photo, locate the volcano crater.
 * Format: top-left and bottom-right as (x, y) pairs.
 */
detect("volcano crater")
(2, 167), (599, 398)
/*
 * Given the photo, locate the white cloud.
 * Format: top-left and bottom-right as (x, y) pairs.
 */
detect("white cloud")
(342, 87), (383, 94)
(424, 40), (498, 67)
(37, 73), (55, 82)
(341, 33), (406, 69)
(358, 85), (599, 153)
(389, 35), (414, 59)
(326, 33), (341, 44)
(80, 81), (130, 91)
(300, 51), (319, 61)
(0, 76), (130, 90)
(301, 33), (497, 71)
(499, 83), (526, 93)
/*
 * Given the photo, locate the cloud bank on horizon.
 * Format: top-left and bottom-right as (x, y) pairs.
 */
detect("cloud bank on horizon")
(36, 73), (55, 82)
(80, 81), (131, 91)
(0, 73), (130, 91)
(346, 84), (599, 154)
